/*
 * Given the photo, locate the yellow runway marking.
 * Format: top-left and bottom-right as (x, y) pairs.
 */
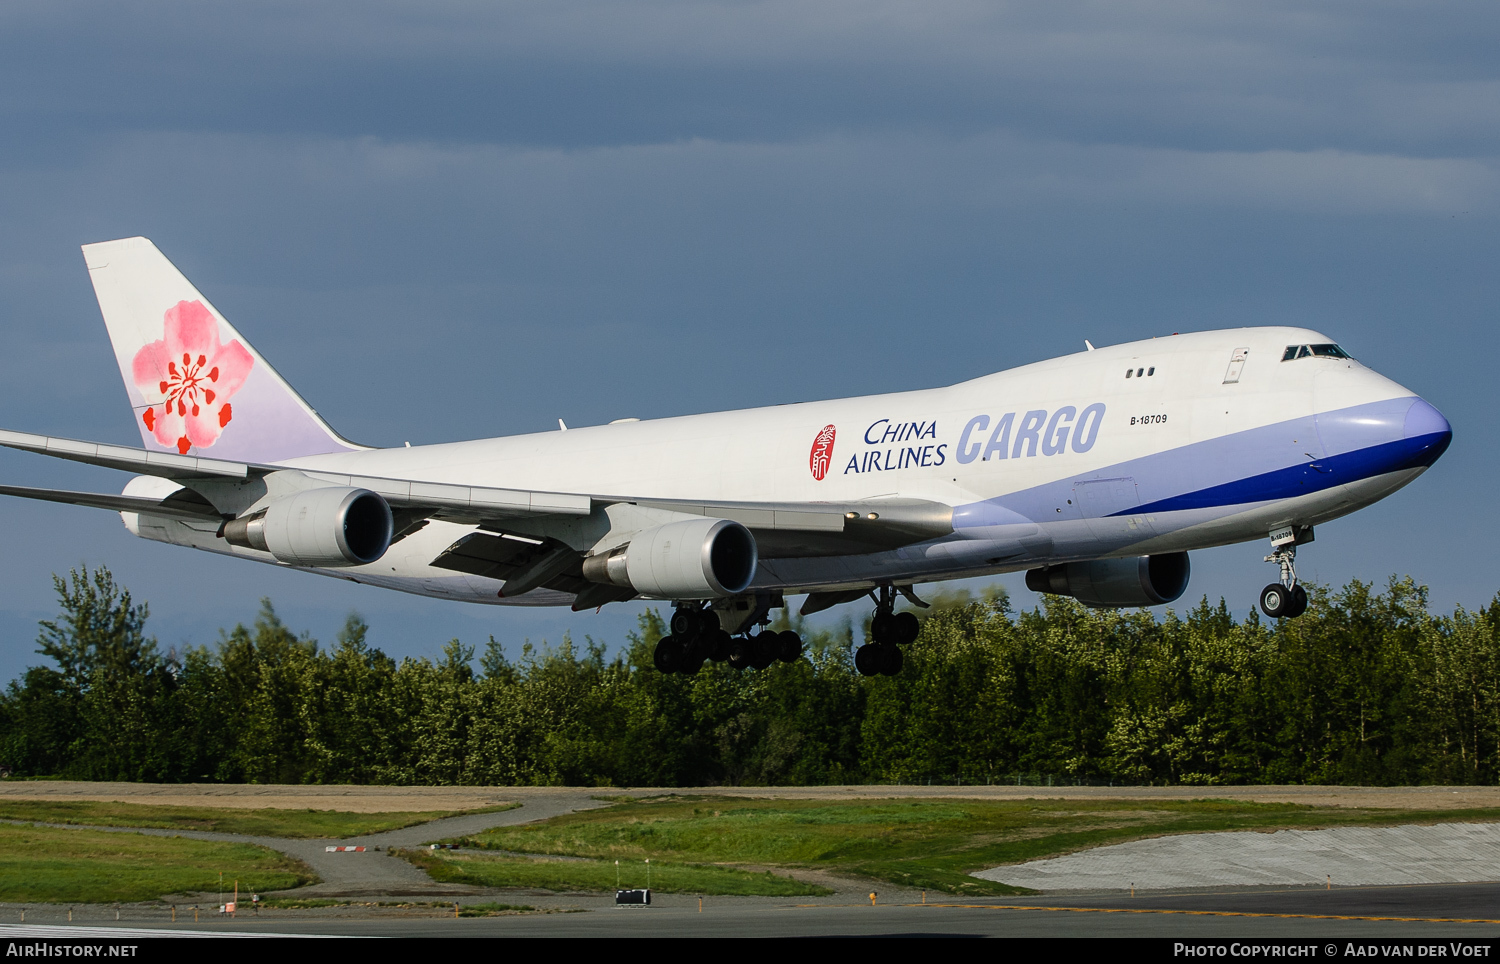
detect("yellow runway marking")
(795, 903), (1500, 924)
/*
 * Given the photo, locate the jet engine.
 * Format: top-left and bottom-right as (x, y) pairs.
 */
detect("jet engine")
(1025, 552), (1190, 608)
(221, 486), (393, 567)
(582, 518), (757, 599)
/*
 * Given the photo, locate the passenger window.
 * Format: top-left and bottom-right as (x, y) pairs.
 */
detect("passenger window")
(1147, 367), (1155, 376)
(1126, 369), (1133, 378)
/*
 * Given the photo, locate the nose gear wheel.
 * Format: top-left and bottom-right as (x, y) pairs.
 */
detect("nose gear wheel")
(1260, 541), (1308, 619)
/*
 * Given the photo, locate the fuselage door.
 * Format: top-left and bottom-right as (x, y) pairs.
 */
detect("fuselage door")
(1223, 347), (1249, 384)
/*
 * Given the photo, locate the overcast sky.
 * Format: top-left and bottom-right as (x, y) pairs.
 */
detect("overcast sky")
(0, 1), (1495, 681)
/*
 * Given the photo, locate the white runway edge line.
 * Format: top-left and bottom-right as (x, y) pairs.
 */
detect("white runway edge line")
(0, 924), (347, 939)
(973, 823), (1500, 891)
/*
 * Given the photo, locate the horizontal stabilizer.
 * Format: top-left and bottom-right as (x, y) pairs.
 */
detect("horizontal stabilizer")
(0, 427), (249, 480)
(0, 483), (222, 520)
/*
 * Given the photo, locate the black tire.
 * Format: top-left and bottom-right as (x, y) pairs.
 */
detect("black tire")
(881, 644), (904, 676)
(1288, 585), (1308, 618)
(653, 636), (684, 673)
(854, 644), (880, 677)
(750, 633), (778, 670)
(694, 609), (720, 637)
(726, 636), (751, 670)
(670, 610), (695, 637)
(893, 611), (920, 645)
(709, 629), (732, 662)
(1259, 584), (1290, 619)
(778, 630), (803, 663)
(871, 611), (896, 645)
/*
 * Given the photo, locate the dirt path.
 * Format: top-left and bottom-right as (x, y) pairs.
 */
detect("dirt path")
(2, 792), (611, 898)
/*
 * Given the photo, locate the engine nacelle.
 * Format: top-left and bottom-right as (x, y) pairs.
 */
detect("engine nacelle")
(1025, 552), (1190, 608)
(221, 486), (393, 568)
(582, 518), (757, 599)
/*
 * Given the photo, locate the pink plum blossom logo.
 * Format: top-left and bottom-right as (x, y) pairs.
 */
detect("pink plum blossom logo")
(131, 300), (254, 455)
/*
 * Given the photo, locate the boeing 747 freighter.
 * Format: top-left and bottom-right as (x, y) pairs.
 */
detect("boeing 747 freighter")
(0, 238), (1452, 676)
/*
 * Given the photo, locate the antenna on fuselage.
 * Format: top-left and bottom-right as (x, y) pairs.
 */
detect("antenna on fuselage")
(1084, 340), (1096, 351)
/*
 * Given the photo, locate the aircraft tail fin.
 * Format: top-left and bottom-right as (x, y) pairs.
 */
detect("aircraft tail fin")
(82, 237), (363, 463)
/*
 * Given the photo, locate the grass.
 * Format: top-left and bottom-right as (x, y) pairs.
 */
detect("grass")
(399, 848), (830, 896)
(458, 902), (540, 916)
(0, 800), (517, 838)
(0, 824), (314, 903)
(258, 898), (537, 915)
(456, 795), (1500, 896)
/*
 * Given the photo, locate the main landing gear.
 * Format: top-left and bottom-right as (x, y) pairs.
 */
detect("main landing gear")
(653, 605), (802, 675)
(1259, 529), (1309, 619)
(855, 585), (921, 677)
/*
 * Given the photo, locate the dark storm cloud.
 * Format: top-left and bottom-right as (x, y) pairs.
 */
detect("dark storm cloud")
(1, 1), (1497, 153)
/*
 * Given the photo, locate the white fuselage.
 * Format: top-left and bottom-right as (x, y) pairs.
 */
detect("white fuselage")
(125, 326), (1448, 606)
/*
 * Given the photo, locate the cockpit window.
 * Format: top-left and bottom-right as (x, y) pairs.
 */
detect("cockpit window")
(1283, 343), (1352, 361)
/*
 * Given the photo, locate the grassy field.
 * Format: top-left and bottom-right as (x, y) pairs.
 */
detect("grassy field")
(0, 824), (314, 903)
(0, 800), (516, 838)
(456, 795), (1500, 896)
(401, 848), (831, 896)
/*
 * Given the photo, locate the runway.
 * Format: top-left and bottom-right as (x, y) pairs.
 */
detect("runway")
(5, 883), (1500, 938)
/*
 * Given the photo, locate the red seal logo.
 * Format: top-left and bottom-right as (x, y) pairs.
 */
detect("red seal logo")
(809, 424), (836, 481)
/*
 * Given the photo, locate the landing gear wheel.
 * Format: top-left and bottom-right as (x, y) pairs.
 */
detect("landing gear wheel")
(749, 633), (778, 670)
(871, 611), (896, 646)
(709, 629), (732, 662)
(880, 644), (904, 676)
(726, 637), (751, 671)
(1259, 584), (1290, 619)
(778, 631), (803, 663)
(654, 635), (684, 673)
(670, 609), (695, 636)
(1287, 584), (1308, 618)
(893, 611), (920, 645)
(854, 644), (881, 677)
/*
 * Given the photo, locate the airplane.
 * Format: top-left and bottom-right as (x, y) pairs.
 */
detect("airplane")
(0, 238), (1452, 678)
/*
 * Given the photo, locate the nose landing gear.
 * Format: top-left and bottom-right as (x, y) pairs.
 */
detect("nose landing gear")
(1259, 528), (1311, 619)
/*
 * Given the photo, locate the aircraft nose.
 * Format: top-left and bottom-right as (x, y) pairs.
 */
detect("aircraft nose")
(1402, 396), (1452, 467)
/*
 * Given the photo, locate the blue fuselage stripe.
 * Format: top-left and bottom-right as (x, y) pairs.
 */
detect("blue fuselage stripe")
(1120, 430), (1452, 516)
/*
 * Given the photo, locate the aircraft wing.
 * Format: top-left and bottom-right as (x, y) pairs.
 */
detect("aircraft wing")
(626, 497), (952, 556)
(0, 427), (592, 520)
(1, 428), (953, 556)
